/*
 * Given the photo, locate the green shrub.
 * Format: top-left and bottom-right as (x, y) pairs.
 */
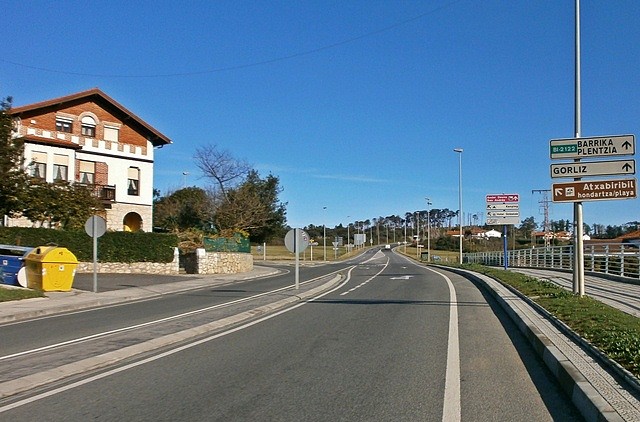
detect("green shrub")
(0, 227), (177, 263)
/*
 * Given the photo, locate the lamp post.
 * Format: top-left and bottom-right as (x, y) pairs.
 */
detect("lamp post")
(416, 212), (420, 259)
(404, 218), (407, 253)
(323, 206), (327, 262)
(347, 215), (350, 253)
(426, 197), (432, 262)
(454, 148), (463, 264)
(385, 223), (389, 245)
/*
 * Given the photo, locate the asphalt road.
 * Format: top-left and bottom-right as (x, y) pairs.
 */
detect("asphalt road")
(0, 249), (582, 421)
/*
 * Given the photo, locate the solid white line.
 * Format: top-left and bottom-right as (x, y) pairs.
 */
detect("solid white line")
(398, 255), (461, 421)
(427, 268), (461, 422)
(0, 268), (356, 413)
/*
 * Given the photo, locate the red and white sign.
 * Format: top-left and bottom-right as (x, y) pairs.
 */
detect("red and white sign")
(486, 194), (519, 203)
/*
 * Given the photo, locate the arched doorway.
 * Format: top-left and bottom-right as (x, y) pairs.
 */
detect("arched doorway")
(123, 212), (142, 232)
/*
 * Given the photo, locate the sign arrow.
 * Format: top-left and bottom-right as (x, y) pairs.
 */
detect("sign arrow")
(554, 187), (564, 197)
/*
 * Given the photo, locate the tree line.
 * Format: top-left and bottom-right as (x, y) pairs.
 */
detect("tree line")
(302, 211), (639, 247)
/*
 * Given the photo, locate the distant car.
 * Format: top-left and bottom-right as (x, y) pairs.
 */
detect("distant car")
(383, 244), (391, 251)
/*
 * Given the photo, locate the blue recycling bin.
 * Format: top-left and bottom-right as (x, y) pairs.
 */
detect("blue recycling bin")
(0, 245), (34, 286)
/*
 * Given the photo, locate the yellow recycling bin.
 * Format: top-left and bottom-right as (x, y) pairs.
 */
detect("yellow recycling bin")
(24, 246), (78, 291)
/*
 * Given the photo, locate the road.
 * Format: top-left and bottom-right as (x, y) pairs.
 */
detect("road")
(0, 249), (582, 421)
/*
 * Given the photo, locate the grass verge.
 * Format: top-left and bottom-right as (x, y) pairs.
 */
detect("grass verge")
(460, 263), (640, 379)
(0, 286), (45, 302)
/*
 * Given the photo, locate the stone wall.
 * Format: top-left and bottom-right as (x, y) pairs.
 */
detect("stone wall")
(183, 249), (253, 274)
(75, 248), (253, 276)
(76, 247), (179, 275)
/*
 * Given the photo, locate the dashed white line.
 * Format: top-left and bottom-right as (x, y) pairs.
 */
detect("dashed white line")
(339, 260), (389, 295)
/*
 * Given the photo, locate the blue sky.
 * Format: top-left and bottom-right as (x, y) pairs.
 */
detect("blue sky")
(2, 1), (639, 231)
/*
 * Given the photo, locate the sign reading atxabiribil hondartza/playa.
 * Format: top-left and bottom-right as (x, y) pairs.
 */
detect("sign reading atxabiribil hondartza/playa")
(552, 178), (637, 203)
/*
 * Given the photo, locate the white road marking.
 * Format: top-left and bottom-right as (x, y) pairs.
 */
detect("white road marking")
(427, 268), (461, 422)
(0, 269), (345, 361)
(400, 257), (461, 422)
(339, 259), (389, 295)
(0, 268), (356, 413)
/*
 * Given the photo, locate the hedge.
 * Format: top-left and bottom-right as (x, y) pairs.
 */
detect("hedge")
(0, 227), (178, 263)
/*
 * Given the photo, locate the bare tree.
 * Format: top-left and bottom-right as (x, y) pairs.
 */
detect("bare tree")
(194, 145), (251, 201)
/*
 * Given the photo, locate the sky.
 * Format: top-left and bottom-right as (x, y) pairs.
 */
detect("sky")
(2, 0), (639, 231)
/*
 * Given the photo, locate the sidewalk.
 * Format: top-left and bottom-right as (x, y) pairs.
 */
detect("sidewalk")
(0, 265), (281, 324)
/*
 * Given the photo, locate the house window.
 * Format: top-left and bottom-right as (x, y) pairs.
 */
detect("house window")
(55, 117), (73, 133)
(127, 167), (140, 196)
(104, 126), (119, 142)
(53, 154), (69, 181)
(81, 116), (96, 137)
(78, 160), (95, 184)
(30, 151), (47, 179)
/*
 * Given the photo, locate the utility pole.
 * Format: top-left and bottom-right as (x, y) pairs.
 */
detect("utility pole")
(532, 189), (551, 247)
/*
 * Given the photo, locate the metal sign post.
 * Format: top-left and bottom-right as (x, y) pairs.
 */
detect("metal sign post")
(84, 215), (106, 293)
(503, 225), (508, 270)
(284, 228), (309, 290)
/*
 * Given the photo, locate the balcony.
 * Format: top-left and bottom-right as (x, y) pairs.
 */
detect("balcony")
(77, 183), (116, 202)
(97, 185), (116, 201)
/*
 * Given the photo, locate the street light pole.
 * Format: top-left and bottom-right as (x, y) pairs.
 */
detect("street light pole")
(426, 197), (432, 262)
(347, 215), (350, 253)
(454, 148), (463, 264)
(323, 206), (327, 262)
(404, 219), (407, 253)
(416, 212), (420, 259)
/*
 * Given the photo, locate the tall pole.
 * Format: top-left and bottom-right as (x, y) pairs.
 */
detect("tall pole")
(454, 148), (463, 264)
(416, 212), (420, 259)
(574, 0), (585, 296)
(426, 197), (432, 262)
(323, 206), (327, 262)
(347, 215), (350, 253)
(404, 219), (407, 253)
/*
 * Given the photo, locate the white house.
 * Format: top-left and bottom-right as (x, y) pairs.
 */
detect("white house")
(481, 229), (502, 239)
(9, 88), (172, 232)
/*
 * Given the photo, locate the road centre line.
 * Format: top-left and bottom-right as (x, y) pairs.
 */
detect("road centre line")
(340, 258), (389, 296)
(0, 269), (344, 362)
(0, 267), (356, 413)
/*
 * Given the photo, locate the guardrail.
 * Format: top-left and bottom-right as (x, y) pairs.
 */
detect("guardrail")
(465, 243), (640, 280)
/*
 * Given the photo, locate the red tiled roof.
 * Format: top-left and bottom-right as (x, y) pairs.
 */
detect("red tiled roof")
(20, 135), (82, 150)
(617, 230), (640, 240)
(10, 88), (172, 147)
